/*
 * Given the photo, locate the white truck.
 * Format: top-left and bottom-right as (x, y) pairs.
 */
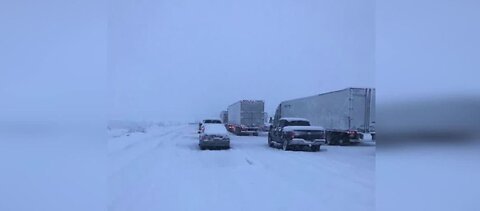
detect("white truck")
(219, 111), (228, 124)
(273, 88), (375, 145)
(227, 100), (265, 136)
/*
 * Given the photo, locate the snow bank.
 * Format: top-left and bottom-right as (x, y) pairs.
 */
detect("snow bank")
(109, 124), (375, 211)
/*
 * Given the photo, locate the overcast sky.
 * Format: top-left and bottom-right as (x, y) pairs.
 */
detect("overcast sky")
(108, 0), (374, 122)
(0, 0), (105, 123)
(4, 0), (477, 123)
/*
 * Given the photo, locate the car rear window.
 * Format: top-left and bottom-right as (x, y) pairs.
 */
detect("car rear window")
(204, 120), (222, 124)
(286, 121), (310, 126)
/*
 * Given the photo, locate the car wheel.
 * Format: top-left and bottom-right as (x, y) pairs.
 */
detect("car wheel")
(268, 136), (274, 147)
(282, 139), (289, 151)
(253, 133), (258, 136)
(311, 145), (320, 152)
(325, 134), (333, 145)
(200, 146), (205, 150)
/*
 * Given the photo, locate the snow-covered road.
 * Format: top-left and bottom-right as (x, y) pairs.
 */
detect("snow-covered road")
(109, 124), (375, 211)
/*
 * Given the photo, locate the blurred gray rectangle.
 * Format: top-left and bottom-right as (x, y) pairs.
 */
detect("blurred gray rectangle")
(378, 97), (480, 142)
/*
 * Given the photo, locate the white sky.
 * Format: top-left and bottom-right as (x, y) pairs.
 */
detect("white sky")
(2, 0), (478, 123)
(108, 0), (375, 122)
(0, 0), (105, 123)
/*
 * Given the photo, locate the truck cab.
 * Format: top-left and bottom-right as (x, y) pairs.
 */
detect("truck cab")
(268, 118), (325, 152)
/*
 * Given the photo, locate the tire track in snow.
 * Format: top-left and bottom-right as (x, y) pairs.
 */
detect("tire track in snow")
(109, 127), (179, 156)
(109, 125), (375, 211)
(109, 125), (188, 177)
(224, 135), (374, 210)
(109, 125), (189, 210)
(111, 126), (208, 211)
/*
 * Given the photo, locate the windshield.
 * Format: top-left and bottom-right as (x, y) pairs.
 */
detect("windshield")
(204, 120), (222, 124)
(286, 120), (310, 126)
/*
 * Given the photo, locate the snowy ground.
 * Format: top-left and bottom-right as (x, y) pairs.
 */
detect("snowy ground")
(109, 124), (375, 211)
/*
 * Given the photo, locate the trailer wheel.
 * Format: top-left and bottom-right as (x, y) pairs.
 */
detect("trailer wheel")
(339, 135), (350, 146)
(325, 133), (336, 145)
(282, 139), (289, 151)
(234, 127), (241, 135)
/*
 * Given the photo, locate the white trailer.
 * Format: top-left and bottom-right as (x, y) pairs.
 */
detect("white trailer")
(227, 100), (265, 136)
(274, 88), (375, 144)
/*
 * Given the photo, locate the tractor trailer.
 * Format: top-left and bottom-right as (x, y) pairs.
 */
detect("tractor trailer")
(227, 100), (265, 136)
(273, 88), (375, 145)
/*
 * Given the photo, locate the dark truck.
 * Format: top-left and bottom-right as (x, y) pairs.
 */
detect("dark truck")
(268, 118), (325, 152)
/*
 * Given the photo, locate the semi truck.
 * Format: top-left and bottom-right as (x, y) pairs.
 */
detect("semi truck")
(219, 111), (228, 124)
(273, 88), (375, 145)
(227, 100), (265, 136)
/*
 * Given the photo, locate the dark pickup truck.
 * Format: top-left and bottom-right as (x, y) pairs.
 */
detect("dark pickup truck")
(268, 118), (325, 152)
